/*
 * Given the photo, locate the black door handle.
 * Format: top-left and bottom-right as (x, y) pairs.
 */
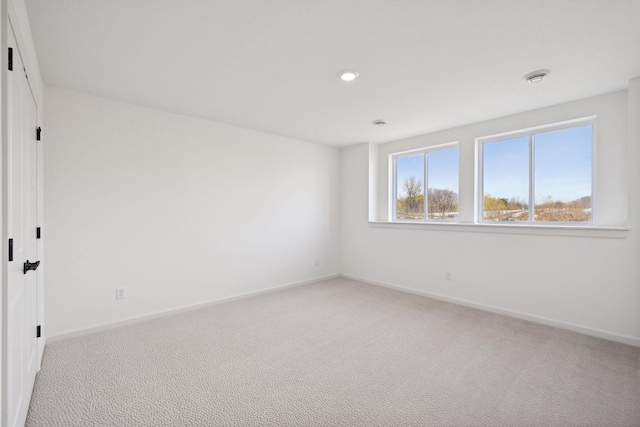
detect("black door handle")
(23, 260), (40, 274)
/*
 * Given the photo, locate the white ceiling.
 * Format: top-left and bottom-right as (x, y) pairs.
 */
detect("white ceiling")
(25, 0), (640, 147)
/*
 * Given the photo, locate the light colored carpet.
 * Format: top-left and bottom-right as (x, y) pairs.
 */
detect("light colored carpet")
(27, 278), (640, 426)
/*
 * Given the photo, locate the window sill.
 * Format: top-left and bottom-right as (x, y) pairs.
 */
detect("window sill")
(369, 221), (628, 239)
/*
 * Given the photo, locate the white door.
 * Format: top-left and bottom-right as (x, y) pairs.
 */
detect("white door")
(6, 26), (40, 427)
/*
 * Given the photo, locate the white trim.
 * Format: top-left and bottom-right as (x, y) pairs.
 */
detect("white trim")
(474, 138), (481, 221)
(528, 134), (534, 222)
(369, 220), (627, 238)
(47, 274), (340, 342)
(7, 0), (43, 105)
(340, 274), (640, 348)
(37, 268), (640, 353)
(591, 120), (598, 224)
(423, 151), (427, 219)
(476, 115), (597, 145)
(391, 155), (398, 220)
(387, 153), (394, 221)
(390, 140), (458, 157)
(0, 3), (5, 423)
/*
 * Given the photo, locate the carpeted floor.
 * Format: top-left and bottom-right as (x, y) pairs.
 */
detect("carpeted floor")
(27, 278), (640, 426)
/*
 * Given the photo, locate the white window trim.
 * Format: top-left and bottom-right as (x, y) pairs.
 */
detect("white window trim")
(476, 116), (597, 226)
(390, 142), (459, 223)
(369, 221), (627, 239)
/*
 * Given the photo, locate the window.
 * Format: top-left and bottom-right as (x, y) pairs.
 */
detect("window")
(392, 145), (459, 221)
(478, 120), (593, 224)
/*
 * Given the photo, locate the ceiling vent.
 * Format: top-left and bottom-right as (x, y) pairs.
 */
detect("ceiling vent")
(524, 70), (550, 83)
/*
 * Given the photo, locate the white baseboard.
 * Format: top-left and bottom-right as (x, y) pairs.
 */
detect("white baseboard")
(47, 274), (340, 343)
(340, 274), (640, 348)
(48, 273), (640, 348)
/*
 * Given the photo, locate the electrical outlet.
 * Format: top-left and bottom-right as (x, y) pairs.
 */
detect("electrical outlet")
(115, 287), (126, 300)
(445, 272), (452, 281)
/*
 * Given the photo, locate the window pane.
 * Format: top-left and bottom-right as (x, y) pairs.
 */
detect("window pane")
(396, 154), (424, 220)
(534, 125), (592, 222)
(483, 136), (529, 222)
(427, 148), (459, 220)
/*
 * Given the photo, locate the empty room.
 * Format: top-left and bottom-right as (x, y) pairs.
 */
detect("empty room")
(1, 0), (639, 426)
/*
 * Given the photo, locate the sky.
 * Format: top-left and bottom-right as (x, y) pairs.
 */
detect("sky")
(396, 148), (458, 197)
(484, 125), (592, 203)
(533, 125), (592, 202)
(396, 125), (592, 203)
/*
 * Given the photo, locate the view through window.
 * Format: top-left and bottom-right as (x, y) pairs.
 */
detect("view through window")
(394, 146), (459, 221)
(481, 123), (593, 223)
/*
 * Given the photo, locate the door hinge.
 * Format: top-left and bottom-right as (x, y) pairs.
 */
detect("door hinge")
(37, 227), (41, 239)
(37, 325), (41, 338)
(36, 127), (42, 141)
(8, 47), (13, 71)
(8, 239), (13, 261)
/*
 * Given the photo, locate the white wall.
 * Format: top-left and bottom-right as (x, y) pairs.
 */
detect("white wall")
(341, 89), (640, 345)
(44, 86), (340, 338)
(43, 83), (640, 345)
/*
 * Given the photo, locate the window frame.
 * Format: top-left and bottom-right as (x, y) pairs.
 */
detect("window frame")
(391, 142), (459, 223)
(476, 117), (596, 226)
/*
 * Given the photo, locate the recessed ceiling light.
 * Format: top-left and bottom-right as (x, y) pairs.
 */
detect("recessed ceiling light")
(524, 70), (550, 83)
(338, 70), (359, 82)
(373, 120), (387, 127)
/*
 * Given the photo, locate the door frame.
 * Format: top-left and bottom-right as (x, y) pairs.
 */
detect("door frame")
(1, 0), (44, 424)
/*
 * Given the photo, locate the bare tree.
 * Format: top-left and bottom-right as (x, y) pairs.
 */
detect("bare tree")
(428, 188), (458, 219)
(507, 197), (527, 210)
(397, 176), (424, 218)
